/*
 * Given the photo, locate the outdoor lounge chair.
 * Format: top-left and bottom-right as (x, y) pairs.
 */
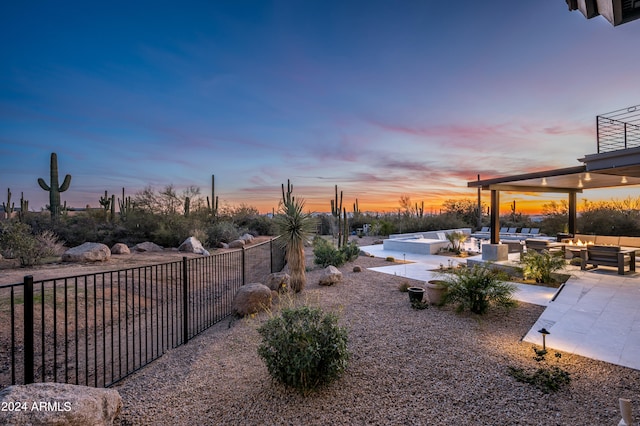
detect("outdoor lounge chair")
(529, 228), (540, 236)
(519, 228), (531, 235)
(525, 239), (564, 254)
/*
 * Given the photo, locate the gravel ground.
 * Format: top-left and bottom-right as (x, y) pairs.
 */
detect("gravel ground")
(113, 239), (640, 425)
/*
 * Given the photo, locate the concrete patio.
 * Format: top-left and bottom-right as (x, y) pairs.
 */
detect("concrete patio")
(361, 243), (640, 371)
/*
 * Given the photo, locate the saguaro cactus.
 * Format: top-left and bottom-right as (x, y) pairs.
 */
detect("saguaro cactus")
(3, 188), (14, 219)
(37, 152), (71, 220)
(330, 185), (343, 248)
(118, 187), (133, 220)
(206, 174), (219, 217)
(18, 192), (29, 222)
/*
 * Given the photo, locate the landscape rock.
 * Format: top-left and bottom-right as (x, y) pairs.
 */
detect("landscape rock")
(217, 242), (229, 249)
(134, 242), (164, 252)
(319, 265), (343, 286)
(264, 272), (291, 292)
(111, 243), (130, 255)
(62, 242), (111, 262)
(239, 233), (255, 244)
(178, 237), (210, 255)
(228, 239), (246, 249)
(0, 382), (122, 426)
(353, 265), (362, 272)
(232, 283), (272, 316)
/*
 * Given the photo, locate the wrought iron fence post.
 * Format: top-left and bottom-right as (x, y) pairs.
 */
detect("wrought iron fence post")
(182, 257), (189, 345)
(596, 115), (600, 153)
(624, 122), (627, 149)
(24, 275), (34, 384)
(242, 246), (246, 285)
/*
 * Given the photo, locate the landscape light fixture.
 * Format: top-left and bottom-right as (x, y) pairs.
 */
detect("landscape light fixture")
(538, 328), (550, 351)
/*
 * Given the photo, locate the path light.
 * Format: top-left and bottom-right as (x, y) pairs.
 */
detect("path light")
(538, 328), (550, 351)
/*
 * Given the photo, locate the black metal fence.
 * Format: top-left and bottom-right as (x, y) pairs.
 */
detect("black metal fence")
(597, 104), (640, 153)
(0, 237), (285, 389)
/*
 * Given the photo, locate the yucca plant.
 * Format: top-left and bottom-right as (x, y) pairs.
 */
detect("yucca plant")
(275, 180), (317, 292)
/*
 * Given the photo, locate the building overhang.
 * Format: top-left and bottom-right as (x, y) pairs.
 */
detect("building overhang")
(468, 148), (640, 193)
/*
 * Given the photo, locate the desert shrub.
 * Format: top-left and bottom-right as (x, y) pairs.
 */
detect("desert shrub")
(245, 215), (277, 236)
(313, 237), (345, 268)
(520, 250), (566, 284)
(340, 241), (360, 263)
(440, 264), (517, 314)
(0, 221), (63, 267)
(508, 348), (570, 393)
(313, 238), (360, 268)
(257, 305), (349, 394)
(206, 221), (240, 246)
(398, 281), (411, 292)
(35, 230), (66, 257)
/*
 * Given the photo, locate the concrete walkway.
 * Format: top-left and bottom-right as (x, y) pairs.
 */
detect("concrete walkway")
(361, 244), (640, 371)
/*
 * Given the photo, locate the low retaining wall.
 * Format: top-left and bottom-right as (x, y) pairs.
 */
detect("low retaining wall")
(384, 228), (472, 255)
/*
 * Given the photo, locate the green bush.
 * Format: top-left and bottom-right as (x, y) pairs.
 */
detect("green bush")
(257, 305), (349, 394)
(340, 241), (360, 263)
(313, 238), (360, 268)
(313, 237), (345, 268)
(520, 250), (566, 284)
(440, 264), (517, 314)
(206, 220), (240, 247)
(0, 222), (64, 267)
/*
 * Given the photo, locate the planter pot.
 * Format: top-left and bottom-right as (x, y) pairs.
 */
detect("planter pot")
(425, 280), (448, 305)
(407, 287), (425, 304)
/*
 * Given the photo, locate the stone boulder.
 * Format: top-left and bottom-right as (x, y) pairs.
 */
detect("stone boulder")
(217, 242), (229, 249)
(62, 242), (111, 263)
(134, 241), (164, 252)
(178, 237), (210, 255)
(264, 272), (291, 292)
(353, 265), (362, 272)
(232, 283), (272, 316)
(0, 382), (122, 425)
(239, 233), (254, 244)
(319, 265), (343, 286)
(228, 239), (246, 249)
(111, 243), (130, 255)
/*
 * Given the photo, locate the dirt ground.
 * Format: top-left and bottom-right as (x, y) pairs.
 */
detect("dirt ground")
(0, 236), (274, 286)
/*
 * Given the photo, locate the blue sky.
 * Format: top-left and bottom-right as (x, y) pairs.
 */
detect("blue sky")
(1, 1), (639, 214)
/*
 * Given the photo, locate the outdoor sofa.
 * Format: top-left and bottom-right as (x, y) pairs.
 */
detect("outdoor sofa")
(580, 245), (636, 275)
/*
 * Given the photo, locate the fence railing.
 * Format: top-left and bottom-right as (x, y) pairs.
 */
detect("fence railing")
(596, 105), (640, 153)
(0, 237), (285, 389)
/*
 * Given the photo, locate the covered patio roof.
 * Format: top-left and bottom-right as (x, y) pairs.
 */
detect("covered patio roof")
(467, 147), (640, 244)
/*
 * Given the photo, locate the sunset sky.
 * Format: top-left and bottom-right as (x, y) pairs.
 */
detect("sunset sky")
(1, 1), (639, 216)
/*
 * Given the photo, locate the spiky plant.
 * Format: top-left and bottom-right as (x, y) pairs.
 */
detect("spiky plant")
(275, 180), (317, 293)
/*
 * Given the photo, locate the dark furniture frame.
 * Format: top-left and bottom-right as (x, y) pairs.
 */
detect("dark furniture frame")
(580, 245), (636, 275)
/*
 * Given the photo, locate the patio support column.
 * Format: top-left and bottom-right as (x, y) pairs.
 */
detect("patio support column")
(490, 189), (500, 244)
(568, 191), (577, 235)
